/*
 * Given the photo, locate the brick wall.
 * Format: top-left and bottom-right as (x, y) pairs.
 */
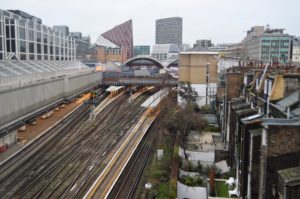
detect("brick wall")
(260, 125), (300, 199)
(226, 72), (243, 99)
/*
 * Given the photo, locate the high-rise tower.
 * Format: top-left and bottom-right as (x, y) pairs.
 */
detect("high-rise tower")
(155, 17), (182, 47)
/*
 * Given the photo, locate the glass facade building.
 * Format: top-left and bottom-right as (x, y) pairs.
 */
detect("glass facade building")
(243, 27), (292, 63)
(101, 20), (133, 59)
(151, 44), (180, 61)
(260, 36), (291, 63)
(244, 34), (291, 63)
(133, 45), (150, 57)
(155, 17), (182, 47)
(292, 37), (300, 64)
(0, 9), (75, 61)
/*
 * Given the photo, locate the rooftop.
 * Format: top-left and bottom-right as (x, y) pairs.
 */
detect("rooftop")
(278, 166), (300, 186)
(262, 118), (300, 126)
(95, 35), (119, 48)
(180, 51), (218, 55)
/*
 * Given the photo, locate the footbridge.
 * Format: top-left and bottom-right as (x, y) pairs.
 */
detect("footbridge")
(102, 77), (178, 87)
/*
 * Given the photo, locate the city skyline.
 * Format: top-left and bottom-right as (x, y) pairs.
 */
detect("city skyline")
(1, 0), (300, 46)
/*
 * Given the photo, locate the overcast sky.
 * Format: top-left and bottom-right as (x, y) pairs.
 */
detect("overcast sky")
(2, 0), (300, 46)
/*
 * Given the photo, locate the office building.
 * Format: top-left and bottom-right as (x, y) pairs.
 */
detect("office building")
(133, 45), (150, 57)
(208, 44), (228, 54)
(179, 52), (219, 106)
(223, 43), (243, 57)
(69, 32), (94, 62)
(53, 25), (69, 36)
(155, 17), (182, 46)
(243, 26), (292, 63)
(151, 44), (180, 61)
(101, 20), (133, 59)
(292, 37), (300, 64)
(190, 39), (213, 52)
(0, 9), (75, 61)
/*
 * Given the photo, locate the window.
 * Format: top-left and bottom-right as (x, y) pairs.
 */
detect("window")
(20, 53), (26, 60)
(28, 30), (34, 41)
(55, 47), (59, 55)
(29, 42), (34, 53)
(6, 25), (10, 37)
(44, 45), (48, 54)
(10, 26), (15, 39)
(0, 52), (3, 60)
(37, 43), (41, 53)
(49, 36), (53, 45)
(28, 22), (33, 29)
(36, 25), (41, 31)
(37, 32), (41, 42)
(37, 55), (42, 60)
(29, 54), (34, 60)
(0, 39), (2, 51)
(43, 34), (47, 43)
(20, 40), (26, 53)
(55, 37), (59, 46)
(0, 22), (2, 36)
(6, 40), (10, 52)
(11, 40), (16, 52)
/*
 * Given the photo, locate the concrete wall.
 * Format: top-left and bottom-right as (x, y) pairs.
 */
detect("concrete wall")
(179, 53), (218, 84)
(177, 181), (207, 199)
(0, 71), (102, 128)
(179, 168), (200, 178)
(178, 83), (217, 107)
(179, 146), (215, 164)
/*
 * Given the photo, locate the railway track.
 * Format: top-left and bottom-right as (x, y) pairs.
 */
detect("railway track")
(0, 91), (153, 199)
(107, 121), (157, 199)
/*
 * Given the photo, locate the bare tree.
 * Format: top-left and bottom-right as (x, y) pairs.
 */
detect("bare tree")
(178, 81), (199, 108)
(160, 83), (207, 159)
(175, 104), (207, 159)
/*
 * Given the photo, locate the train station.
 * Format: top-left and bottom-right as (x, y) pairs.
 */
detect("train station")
(1, 5), (300, 199)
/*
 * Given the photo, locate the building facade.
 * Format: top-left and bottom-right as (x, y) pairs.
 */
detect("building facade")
(69, 32), (94, 62)
(101, 20), (133, 59)
(216, 60), (300, 199)
(0, 9), (75, 61)
(179, 52), (218, 106)
(155, 17), (182, 46)
(223, 43), (243, 57)
(133, 45), (150, 57)
(95, 35), (127, 63)
(243, 27), (292, 63)
(292, 37), (300, 64)
(151, 44), (180, 61)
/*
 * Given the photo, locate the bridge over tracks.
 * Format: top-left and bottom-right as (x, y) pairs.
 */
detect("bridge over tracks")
(102, 77), (178, 87)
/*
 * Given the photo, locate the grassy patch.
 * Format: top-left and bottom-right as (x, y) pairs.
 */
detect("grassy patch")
(136, 129), (176, 198)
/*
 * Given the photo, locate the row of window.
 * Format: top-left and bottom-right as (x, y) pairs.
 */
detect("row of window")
(18, 53), (73, 61)
(106, 48), (121, 54)
(0, 11), (75, 61)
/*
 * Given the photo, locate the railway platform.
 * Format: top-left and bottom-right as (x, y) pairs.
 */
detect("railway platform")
(0, 95), (88, 164)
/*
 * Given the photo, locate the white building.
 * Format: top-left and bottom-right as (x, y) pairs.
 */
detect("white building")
(151, 44), (180, 61)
